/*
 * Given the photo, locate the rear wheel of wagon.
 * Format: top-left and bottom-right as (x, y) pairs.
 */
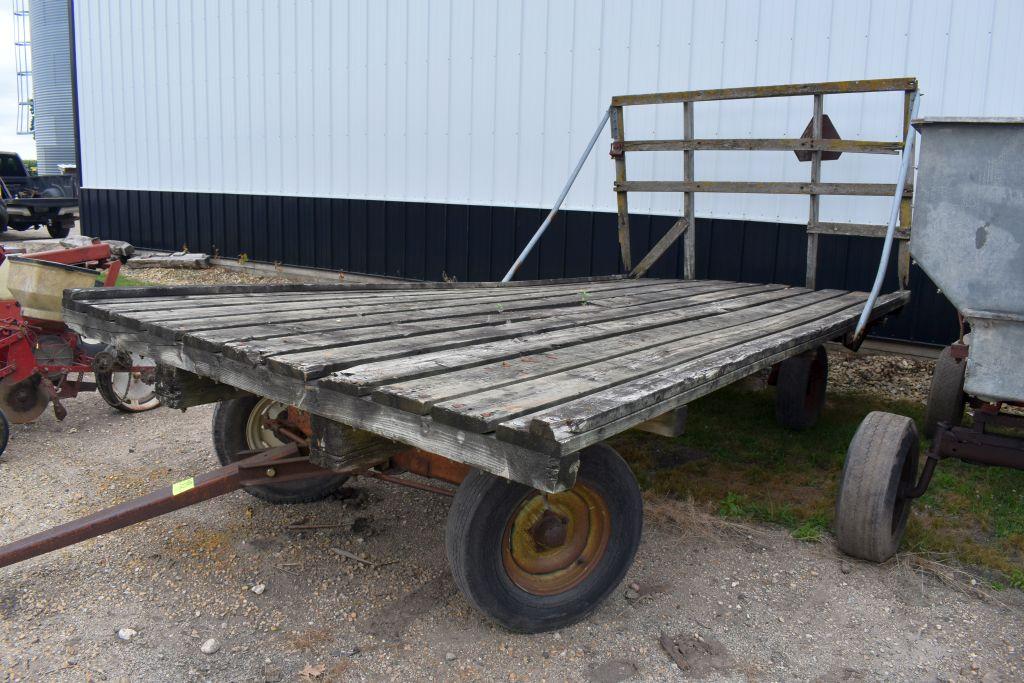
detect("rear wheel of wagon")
(445, 443), (642, 633)
(835, 411), (919, 563)
(212, 396), (347, 504)
(775, 345), (828, 430)
(923, 345), (966, 439)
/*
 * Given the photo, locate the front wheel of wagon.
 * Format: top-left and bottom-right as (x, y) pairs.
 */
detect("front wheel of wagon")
(775, 345), (828, 430)
(834, 411), (919, 563)
(96, 351), (161, 413)
(212, 396), (347, 504)
(445, 443), (643, 633)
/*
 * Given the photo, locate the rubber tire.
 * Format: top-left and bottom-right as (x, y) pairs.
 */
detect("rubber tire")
(95, 370), (161, 413)
(775, 345), (829, 430)
(0, 408), (9, 458)
(46, 219), (72, 239)
(445, 443), (643, 633)
(212, 396), (347, 504)
(923, 345), (966, 439)
(835, 411), (919, 563)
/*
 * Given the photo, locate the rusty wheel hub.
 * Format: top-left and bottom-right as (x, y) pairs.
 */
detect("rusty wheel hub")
(247, 399), (312, 449)
(501, 483), (611, 596)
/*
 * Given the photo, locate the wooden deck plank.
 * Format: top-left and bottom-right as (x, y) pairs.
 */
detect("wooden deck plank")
(321, 284), (792, 395)
(79, 281), (676, 337)
(371, 288), (827, 414)
(257, 284), (790, 380)
(95, 277), (657, 314)
(96, 288), (492, 312)
(160, 280), (701, 341)
(496, 291), (909, 454)
(173, 279), (728, 345)
(113, 279), (662, 324)
(428, 291), (863, 433)
(201, 281), (747, 359)
(227, 308), (561, 363)
(67, 274), (631, 305)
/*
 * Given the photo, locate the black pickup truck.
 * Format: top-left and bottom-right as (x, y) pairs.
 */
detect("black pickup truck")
(0, 152), (80, 238)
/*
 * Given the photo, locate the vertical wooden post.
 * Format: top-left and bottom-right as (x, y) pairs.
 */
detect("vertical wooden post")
(683, 100), (696, 279)
(805, 94), (823, 289)
(611, 105), (632, 271)
(897, 89), (915, 289)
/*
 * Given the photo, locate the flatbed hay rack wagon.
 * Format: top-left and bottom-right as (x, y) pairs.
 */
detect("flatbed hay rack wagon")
(0, 79), (918, 632)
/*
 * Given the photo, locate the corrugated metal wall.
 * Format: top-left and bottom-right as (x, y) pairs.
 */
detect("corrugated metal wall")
(30, 0), (76, 173)
(74, 0), (1024, 227)
(81, 188), (958, 344)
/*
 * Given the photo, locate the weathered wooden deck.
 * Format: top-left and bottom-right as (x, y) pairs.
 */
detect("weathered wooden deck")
(64, 277), (907, 492)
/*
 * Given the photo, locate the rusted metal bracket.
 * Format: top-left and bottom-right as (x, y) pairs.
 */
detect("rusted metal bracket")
(901, 411), (1024, 500)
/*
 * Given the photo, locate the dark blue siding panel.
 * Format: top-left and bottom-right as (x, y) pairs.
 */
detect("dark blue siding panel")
(563, 211), (594, 278)
(79, 188), (957, 345)
(423, 202), (446, 281)
(384, 202), (406, 277)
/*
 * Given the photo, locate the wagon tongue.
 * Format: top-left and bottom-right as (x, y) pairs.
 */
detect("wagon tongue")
(0, 444), (332, 568)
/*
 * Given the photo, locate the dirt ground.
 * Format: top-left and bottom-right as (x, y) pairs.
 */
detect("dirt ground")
(1, 393), (1022, 682)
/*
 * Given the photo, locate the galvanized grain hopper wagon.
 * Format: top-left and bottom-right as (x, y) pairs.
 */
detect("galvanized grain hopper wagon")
(836, 118), (1024, 562)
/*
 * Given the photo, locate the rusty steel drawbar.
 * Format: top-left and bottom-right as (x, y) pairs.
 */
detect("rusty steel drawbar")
(0, 444), (331, 568)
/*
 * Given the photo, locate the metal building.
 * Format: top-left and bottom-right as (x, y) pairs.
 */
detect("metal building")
(70, 0), (1024, 344)
(29, 0), (76, 174)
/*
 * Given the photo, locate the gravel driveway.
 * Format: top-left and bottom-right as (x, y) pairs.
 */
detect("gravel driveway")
(1, 391), (1022, 682)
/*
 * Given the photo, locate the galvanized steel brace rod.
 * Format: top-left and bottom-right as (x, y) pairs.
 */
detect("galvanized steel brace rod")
(502, 108), (612, 282)
(853, 91), (922, 342)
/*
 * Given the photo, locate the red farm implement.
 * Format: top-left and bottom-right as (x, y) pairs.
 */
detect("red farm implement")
(0, 240), (159, 456)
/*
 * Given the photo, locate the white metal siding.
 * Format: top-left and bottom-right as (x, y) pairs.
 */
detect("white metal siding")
(74, 0), (1024, 226)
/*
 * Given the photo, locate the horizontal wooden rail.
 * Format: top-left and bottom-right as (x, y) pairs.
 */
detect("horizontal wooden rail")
(614, 181), (912, 197)
(807, 222), (911, 240)
(612, 77), (917, 106)
(621, 138), (902, 154)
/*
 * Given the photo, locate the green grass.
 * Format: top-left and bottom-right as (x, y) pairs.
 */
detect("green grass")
(610, 385), (1024, 582)
(99, 273), (156, 287)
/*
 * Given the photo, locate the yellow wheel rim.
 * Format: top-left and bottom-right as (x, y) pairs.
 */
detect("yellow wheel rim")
(501, 482), (611, 596)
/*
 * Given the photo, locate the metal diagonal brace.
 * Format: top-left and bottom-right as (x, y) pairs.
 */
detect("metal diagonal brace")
(502, 108), (612, 282)
(850, 90), (922, 346)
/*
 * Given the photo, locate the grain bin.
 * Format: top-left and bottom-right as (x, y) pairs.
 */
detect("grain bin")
(29, 0), (76, 175)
